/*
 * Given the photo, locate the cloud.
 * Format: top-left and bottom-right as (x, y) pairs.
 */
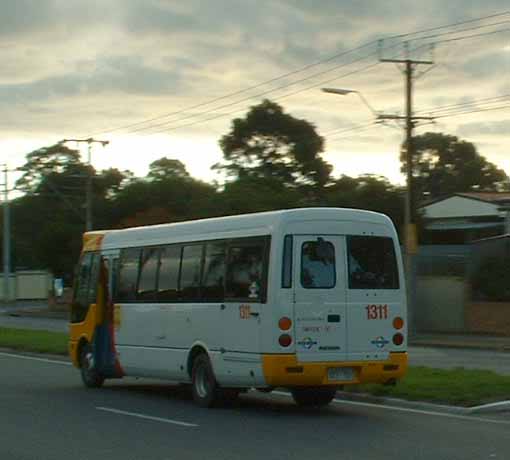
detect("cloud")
(457, 120), (510, 137)
(0, 0), (508, 184)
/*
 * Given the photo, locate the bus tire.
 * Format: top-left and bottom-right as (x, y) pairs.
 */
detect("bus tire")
(79, 342), (104, 389)
(291, 387), (337, 407)
(191, 354), (221, 408)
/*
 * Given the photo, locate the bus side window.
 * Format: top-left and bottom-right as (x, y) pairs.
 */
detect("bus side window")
(282, 235), (293, 288)
(202, 242), (226, 302)
(87, 253), (101, 304)
(226, 238), (268, 302)
(117, 248), (141, 302)
(71, 253), (93, 323)
(158, 245), (181, 302)
(180, 244), (203, 301)
(137, 247), (160, 301)
(111, 258), (119, 302)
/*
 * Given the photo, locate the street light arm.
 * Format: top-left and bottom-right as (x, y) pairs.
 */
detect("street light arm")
(321, 87), (378, 117)
(354, 92), (378, 117)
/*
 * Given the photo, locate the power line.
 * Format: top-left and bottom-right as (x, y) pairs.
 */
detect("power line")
(142, 59), (385, 137)
(322, 120), (379, 137)
(131, 26), (510, 137)
(386, 10), (510, 40)
(87, 41), (378, 137)
(83, 10), (510, 138)
(321, 99), (510, 145)
(416, 94), (510, 115)
(433, 103), (509, 119)
(132, 40), (431, 136)
(127, 49), (383, 135)
(434, 26), (510, 45)
(400, 18), (510, 43)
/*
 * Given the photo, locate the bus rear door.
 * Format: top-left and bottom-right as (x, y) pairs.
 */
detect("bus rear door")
(293, 235), (347, 363)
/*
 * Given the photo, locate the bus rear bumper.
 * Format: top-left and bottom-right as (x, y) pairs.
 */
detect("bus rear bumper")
(261, 352), (408, 387)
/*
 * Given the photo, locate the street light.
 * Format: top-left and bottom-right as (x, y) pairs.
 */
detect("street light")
(321, 87), (378, 117)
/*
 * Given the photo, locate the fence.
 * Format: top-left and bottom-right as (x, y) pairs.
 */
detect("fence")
(414, 241), (510, 336)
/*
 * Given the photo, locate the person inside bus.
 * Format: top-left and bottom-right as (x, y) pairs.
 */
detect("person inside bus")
(301, 240), (335, 288)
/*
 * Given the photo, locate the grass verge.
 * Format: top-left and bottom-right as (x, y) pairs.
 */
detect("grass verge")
(346, 366), (510, 407)
(0, 327), (68, 355)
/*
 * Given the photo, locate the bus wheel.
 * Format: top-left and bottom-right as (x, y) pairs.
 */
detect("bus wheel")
(191, 354), (221, 408)
(291, 387), (337, 407)
(79, 342), (104, 389)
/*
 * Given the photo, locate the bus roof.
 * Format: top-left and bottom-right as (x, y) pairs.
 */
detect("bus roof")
(84, 207), (394, 251)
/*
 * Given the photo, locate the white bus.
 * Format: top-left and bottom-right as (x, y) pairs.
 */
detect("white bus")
(69, 208), (407, 407)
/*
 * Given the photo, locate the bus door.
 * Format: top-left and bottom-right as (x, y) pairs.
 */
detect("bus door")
(345, 235), (403, 361)
(93, 253), (122, 377)
(293, 235), (347, 363)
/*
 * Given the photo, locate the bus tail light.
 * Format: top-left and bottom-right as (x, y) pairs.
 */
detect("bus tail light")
(279, 334), (292, 347)
(393, 317), (404, 330)
(278, 317), (292, 331)
(393, 333), (404, 346)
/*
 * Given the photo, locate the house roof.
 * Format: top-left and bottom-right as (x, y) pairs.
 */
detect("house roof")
(457, 192), (510, 203)
(420, 192), (510, 209)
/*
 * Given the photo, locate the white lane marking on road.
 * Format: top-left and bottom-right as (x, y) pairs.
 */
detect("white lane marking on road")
(0, 351), (72, 366)
(96, 407), (199, 428)
(272, 391), (510, 426)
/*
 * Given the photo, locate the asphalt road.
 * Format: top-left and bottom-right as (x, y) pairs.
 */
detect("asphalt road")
(1, 351), (509, 460)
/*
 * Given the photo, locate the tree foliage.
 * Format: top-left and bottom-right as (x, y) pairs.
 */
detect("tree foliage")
(16, 143), (82, 194)
(148, 158), (190, 181)
(18, 127), (509, 282)
(217, 100), (332, 191)
(402, 132), (509, 200)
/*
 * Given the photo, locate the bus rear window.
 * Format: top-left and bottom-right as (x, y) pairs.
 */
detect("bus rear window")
(347, 236), (399, 290)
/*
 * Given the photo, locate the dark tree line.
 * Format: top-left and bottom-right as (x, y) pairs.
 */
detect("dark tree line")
(2, 100), (507, 281)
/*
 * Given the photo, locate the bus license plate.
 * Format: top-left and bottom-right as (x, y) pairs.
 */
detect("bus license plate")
(328, 367), (354, 382)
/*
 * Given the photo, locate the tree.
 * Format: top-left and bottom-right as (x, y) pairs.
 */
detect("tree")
(15, 143), (82, 194)
(218, 176), (301, 215)
(148, 158), (190, 181)
(402, 132), (509, 200)
(324, 174), (404, 233)
(217, 100), (332, 192)
(109, 160), (218, 227)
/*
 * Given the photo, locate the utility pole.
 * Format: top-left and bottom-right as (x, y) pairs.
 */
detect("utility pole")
(60, 138), (109, 232)
(2, 164), (10, 303)
(378, 43), (434, 335)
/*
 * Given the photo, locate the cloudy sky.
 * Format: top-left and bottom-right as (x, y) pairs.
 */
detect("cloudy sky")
(2, 0), (510, 192)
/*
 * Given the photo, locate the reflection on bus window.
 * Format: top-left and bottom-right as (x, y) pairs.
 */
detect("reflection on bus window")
(347, 236), (399, 289)
(226, 242), (264, 300)
(117, 248), (141, 301)
(202, 242), (226, 301)
(301, 240), (336, 289)
(71, 253), (93, 323)
(137, 247), (159, 301)
(158, 245), (180, 301)
(180, 245), (202, 301)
